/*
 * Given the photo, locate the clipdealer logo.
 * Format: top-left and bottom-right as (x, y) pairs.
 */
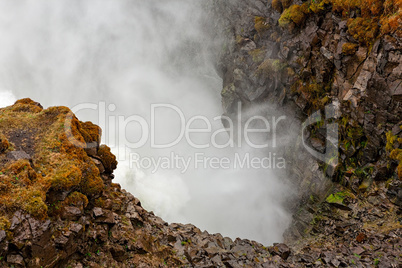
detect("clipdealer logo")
(129, 152), (286, 174)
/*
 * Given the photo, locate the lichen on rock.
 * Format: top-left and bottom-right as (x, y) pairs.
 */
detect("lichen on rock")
(0, 99), (114, 221)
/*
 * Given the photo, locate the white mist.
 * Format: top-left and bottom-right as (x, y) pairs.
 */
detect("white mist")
(0, 0), (292, 244)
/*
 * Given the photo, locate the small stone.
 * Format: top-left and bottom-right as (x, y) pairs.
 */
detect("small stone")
(7, 254), (24, 265)
(331, 258), (340, 267)
(0, 230), (6, 242)
(320, 47), (334, 61)
(0, 135), (9, 153)
(240, 39), (257, 51)
(62, 206), (82, 221)
(356, 233), (366, 243)
(6, 150), (31, 161)
(110, 245), (128, 262)
(85, 147), (98, 157)
(69, 223), (83, 234)
(93, 207), (104, 217)
(54, 235), (69, 246)
(90, 157), (105, 173)
(353, 70), (372, 93)
(95, 210), (119, 224)
(310, 137), (325, 154)
(392, 123), (402, 135)
(391, 81), (402, 100)
(28, 218), (51, 239)
(269, 243), (291, 260)
(10, 211), (23, 230)
(352, 246), (365, 255)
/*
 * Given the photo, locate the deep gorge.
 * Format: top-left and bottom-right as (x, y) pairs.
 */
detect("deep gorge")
(0, 0), (400, 267)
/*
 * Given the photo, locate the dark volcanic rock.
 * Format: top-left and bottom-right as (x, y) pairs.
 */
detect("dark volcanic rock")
(212, 0), (402, 267)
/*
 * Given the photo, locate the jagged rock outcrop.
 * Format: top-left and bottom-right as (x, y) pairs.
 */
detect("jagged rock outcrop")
(210, 0), (401, 266)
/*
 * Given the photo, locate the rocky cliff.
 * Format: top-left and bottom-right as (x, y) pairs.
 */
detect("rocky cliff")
(211, 0), (402, 266)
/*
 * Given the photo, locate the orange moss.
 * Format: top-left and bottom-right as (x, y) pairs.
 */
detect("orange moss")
(293, 79), (331, 112)
(38, 108), (106, 197)
(332, 0), (389, 16)
(275, 0), (401, 40)
(0, 160), (48, 219)
(300, 2), (311, 14)
(51, 162), (82, 190)
(63, 191), (89, 211)
(80, 121), (101, 145)
(11, 98), (43, 113)
(0, 133), (9, 153)
(80, 160), (104, 196)
(248, 48), (267, 64)
(390, 149), (402, 159)
(390, 147), (402, 180)
(380, 4), (402, 36)
(94, 197), (105, 208)
(347, 17), (379, 46)
(0, 99), (112, 220)
(281, 0), (293, 9)
(272, 0), (283, 13)
(279, 4), (308, 30)
(342, 42), (359, 55)
(5, 159), (37, 183)
(14, 98), (38, 106)
(24, 193), (48, 220)
(62, 113), (88, 150)
(0, 216), (10, 230)
(98, 145), (117, 174)
(309, 0), (331, 13)
(332, 0), (401, 39)
(254, 17), (270, 35)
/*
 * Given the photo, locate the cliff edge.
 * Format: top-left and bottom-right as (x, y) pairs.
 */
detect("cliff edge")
(0, 99), (287, 268)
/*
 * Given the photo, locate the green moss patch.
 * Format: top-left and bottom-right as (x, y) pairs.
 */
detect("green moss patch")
(279, 4), (308, 30)
(0, 98), (115, 220)
(326, 190), (355, 207)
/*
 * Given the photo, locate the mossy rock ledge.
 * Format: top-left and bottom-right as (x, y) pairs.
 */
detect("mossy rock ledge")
(0, 99), (290, 267)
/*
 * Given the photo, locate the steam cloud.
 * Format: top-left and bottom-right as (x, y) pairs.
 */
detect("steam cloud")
(0, 0), (293, 244)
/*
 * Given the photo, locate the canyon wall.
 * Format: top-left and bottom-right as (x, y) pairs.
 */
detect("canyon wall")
(210, 0), (402, 265)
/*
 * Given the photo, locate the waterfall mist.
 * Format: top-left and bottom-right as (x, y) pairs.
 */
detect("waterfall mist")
(0, 0), (294, 244)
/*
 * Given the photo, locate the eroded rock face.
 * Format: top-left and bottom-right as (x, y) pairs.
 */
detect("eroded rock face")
(209, 0), (401, 266)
